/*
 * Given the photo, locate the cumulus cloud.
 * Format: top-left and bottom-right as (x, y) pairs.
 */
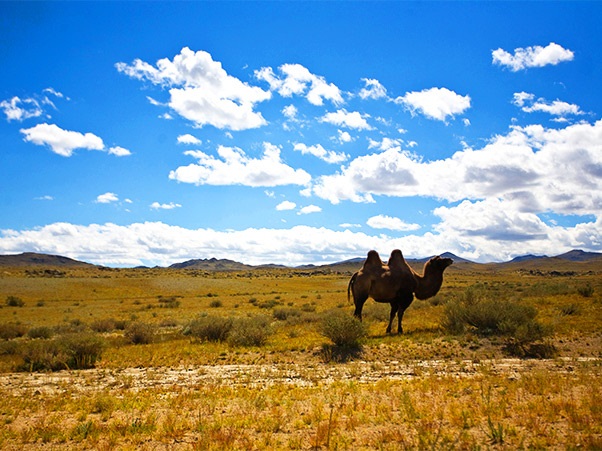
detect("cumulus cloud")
(1, 89), (66, 122)
(293, 143), (348, 164)
(1, 219), (599, 267)
(311, 119), (602, 217)
(1, 96), (43, 121)
(19, 123), (130, 157)
(336, 130), (352, 144)
(320, 109), (372, 130)
(117, 47), (271, 131)
(359, 78), (387, 100)
(177, 134), (201, 145)
(96, 192), (119, 204)
(512, 92), (583, 117)
(298, 205), (322, 215)
(20, 123), (104, 157)
(169, 142), (311, 187)
(276, 200), (297, 211)
(492, 42), (574, 71)
(395, 87), (471, 122)
(255, 64), (343, 106)
(108, 146), (132, 156)
(150, 202), (181, 210)
(367, 214), (420, 231)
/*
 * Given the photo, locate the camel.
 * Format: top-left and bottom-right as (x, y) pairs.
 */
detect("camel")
(348, 249), (453, 334)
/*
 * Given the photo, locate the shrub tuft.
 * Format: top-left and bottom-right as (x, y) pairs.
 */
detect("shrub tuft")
(184, 315), (233, 342)
(124, 322), (155, 345)
(17, 332), (105, 372)
(227, 316), (272, 347)
(6, 296), (25, 307)
(443, 284), (554, 357)
(320, 311), (367, 348)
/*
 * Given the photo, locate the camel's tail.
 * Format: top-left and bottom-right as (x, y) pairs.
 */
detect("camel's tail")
(347, 272), (358, 303)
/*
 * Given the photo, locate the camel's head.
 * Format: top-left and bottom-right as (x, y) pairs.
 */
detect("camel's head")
(426, 255), (454, 273)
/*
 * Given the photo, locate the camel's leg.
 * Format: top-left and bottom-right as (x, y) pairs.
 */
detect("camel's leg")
(396, 293), (415, 334)
(353, 293), (368, 322)
(386, 302), (399, 334)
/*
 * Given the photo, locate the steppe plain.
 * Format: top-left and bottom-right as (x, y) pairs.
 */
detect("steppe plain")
(0, 253), (600, 449)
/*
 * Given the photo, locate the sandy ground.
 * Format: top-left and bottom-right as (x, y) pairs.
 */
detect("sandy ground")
(1, 357), (597, 396)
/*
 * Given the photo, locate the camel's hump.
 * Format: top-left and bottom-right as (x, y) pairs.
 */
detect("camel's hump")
(363, 250), (382, 269)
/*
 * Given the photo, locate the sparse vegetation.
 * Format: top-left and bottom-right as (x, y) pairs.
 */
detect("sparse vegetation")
(320, 310), (367, 348)
(184, 314), (233, 342)
(227, 315), (272, 347)
(5, 295), (24, 307)
(124, 321), (155, 344)
(0, 263), (600, 448)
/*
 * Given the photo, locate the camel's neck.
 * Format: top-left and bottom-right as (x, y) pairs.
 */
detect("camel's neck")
(414, 268), (444, 300)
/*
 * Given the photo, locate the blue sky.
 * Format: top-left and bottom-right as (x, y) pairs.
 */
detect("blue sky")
(1, 2), (601, 266)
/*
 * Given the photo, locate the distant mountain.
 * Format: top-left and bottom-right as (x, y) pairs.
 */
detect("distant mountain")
(509, 254), (548, 263)
(554, 249), (602, 262)
(409, 252), (474, 265)
(169, 257), (253, 271)
(0, 252), (93, 267)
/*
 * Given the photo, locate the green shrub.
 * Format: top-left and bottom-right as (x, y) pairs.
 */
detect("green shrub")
(442, 284), (553, 357)
(124, 322), (155, 345)
(27, 326), (54, 339)
(209, 299), (223, 308)
(184, 315), (233, 342)
(559, 303), (581, 316)
(0, 322), (28, 340)
(5, 296), (25, 307)
(227, 316), (272, 347)
(273, 307), (302, 321)
(158, 296), (181, 308)
(320, 311), (367, 348)
(17, 332), (105, 372)
(577, 283), (594, 298)
(90, 318), (117, 333)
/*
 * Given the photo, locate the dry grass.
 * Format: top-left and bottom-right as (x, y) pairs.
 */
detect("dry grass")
(0, 264), (601, 449)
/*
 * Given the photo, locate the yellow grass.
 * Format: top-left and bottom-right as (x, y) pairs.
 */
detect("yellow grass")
(0, 264), (601, 449)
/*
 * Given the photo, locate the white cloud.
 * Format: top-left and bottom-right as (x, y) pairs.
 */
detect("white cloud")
(108, 146), (132, 157)
(35, 195), (54, 201)
(293, 142), (348, 164)
(276, 200), (297, 211)
(255, 64), (344, 106)
(312, 119), (602, 217)
(150, 202), (182, 210)
(96, 192), (119, 204)
(169, 142), (311, 187)
(359, 78), (387, 100)
(336, 130), (352, 144)
(367, 214), (420, 232)
(492, 42), (574, 71)
(20, 123), (104, 157)
(1, 218), (599, 267)
(512, 92), (583, 117)
(395, 87), (471, 122)
(117, 47), (271, 131)
(298, 205), (322, 215)
(177, 134), (201, 145)
(282, 104), (298, 120)
(320, 109), (372, 130)
(1, 96), (43, 122)
(368, 137), (404, 151)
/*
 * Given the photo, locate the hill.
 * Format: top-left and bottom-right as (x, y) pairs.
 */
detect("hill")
(169, 257), (254, 271)
(0, 252), (93, 267)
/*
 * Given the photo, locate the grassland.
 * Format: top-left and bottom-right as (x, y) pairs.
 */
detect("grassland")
(0, 262), (601, 449)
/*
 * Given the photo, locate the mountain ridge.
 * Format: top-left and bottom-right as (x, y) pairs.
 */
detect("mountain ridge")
(1, 250), (601, 270)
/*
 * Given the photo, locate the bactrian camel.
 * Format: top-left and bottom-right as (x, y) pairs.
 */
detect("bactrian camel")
(347, 249), (453, 334)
